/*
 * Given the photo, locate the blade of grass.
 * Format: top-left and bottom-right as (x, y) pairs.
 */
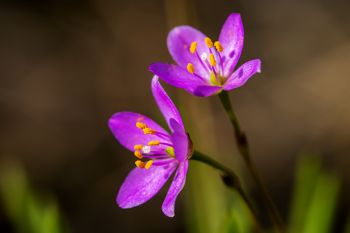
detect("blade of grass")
(288, 154), (340, 233)
(186, 161), (228, 233)
(41, 202), (62, 233)
(222, 191), (252, 233)
(303, 171), (340, 233)
(288, 155), (322, 233)
(0, 162), (30, 233)
(0, 161), (66, 233)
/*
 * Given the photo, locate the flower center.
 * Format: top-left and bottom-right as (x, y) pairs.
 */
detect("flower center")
(186, 37), (225, 86)
(132, 120), (176, 169)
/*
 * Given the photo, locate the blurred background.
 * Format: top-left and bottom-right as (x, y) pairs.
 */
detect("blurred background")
(0, 0), (349, 232)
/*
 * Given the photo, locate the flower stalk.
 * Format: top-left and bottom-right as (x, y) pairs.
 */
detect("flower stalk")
(218, 91), (286, 233)
(191, 150), (264, 233)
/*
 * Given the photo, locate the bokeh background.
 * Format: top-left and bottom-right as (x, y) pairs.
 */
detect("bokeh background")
(0, 0), (349, 232)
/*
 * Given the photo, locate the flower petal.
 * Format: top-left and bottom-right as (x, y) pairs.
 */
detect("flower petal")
(108, 112), (170, 152)
(149, 63), (206, 95)
(167, 26), (209, 77)
(117, 163), (177, 209)
(162, 160), (189, 217)
(169, 118), (184, 133)
(170, 123), (188, 162)
(223, 59), (261, 91)
(193, 85), (222, 97)
(151, 76), (185, 133)
(218, 13), (244, 77)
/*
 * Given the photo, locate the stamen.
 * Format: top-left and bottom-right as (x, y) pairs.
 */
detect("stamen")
(136, 122), (147, 129)
(189, 41), (197, 54)
(209, 54), (216, 66)
(143, 127), (155, 134)
(144, 160), (153, 169)
(141, 145), (151, 154)
(165, 146), (175, 157)
(148, 140), (160, 146)
(187, 63), (195, 74)
(134, 144), (143, 150)
(134, 150), (143, 159)
(205, 37), (213, 48)
(214, 41), (223, 52)
(135, 160), (145, 168)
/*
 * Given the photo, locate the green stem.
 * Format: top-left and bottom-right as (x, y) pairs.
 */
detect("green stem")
(218, 91), (286, 233)
(191, 151), (264, 233)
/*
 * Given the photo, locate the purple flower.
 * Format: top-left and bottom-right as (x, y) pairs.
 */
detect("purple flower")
(108, 76), (191, 217)
(149, 13), (261, 97)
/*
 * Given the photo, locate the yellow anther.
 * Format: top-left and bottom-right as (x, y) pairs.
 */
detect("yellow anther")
(144, 160), (153, 169)
(134, 150), (143, 159)
(214, 41), (223, 52)
(135, 160), (145, 168)
(148, 140), (160, 146)
(205, 37), (213, 48)
(136, 122), (147, 129)
(166, 146), (175, 157)
(143, 127), (155, 134)
(187, 63), (195, 74)
(209, 54), (216, 66)
(134, 144), (143, 150)
(210, 72), (218, 85)
(189, 41), (197, 54)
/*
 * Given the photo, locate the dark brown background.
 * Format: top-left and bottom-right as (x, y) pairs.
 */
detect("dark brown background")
(0, 0), (349, 232)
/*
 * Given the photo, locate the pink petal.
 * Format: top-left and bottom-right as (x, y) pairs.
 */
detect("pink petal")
(162, 160), (189, 217)
(170, 124), (189, 162)
(218, 13), (244, 77)
(167, 26), (209, 77)
(117, 163), (177, 209)
(223, 59), (261, 91)
(193, 85), (222, 97)
(108, 112), (170, 152)
(151, 76), (185, 133)
(149, 63), (207, 96)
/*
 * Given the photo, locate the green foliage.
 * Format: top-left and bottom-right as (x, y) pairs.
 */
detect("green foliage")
(1, 155), (346, 233)
(186, 160), (253, 233)
(186, 162), (228, 233)
(0, 162), (67, 233)
(188, 153), (344, 233)
(288, 154), (341, 233)
(222, 191), (252, 233)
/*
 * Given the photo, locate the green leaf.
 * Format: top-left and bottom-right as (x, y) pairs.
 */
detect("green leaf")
(288, 155), (322, 233)
(303, 172), (340, 233)
(26, 194), (44, 233)
(41, 203), (62, 233)
(222, 191), (252, 233)
(0, 162), (29, 233)
(0, 162), (67, 233)
(288, 154), (340, 233)
(186, 162), (228, 233)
